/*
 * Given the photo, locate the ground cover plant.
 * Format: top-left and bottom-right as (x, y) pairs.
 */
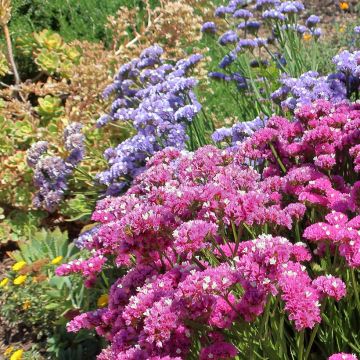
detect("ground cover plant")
(1, 0), (360, 359)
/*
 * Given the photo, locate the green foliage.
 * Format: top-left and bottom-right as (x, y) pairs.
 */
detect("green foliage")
(46, 328), (103, 360)
(0, 208), (46, 244)
(11, 227), (75, 262)
(35, 95), (64, 122)
(9, 0), (156, 44)
(0, 227), (102, 358)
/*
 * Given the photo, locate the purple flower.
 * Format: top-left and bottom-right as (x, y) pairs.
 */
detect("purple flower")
(214, 6), (232, 18)
(212, 116), (268, 147)
(174, 105), (200, 121)
(306, 15), (320, 28)
(218, 30), (238, 45)
(272, 71), (347, 111)
(262, 9), (286, 20)
(211, 127), (233, 143)
(201, 22), (217, 34)
(255, 0), (281, 10)
(219, 52), (237, 68)
(139, 45), (164, 60)
(29, 123), (85, 212)
(64, 122), (85, 166)
(233, 9), (253, 19)
(296, 25), (308, 35)
(277, 1), (305, 14)
(333, 50), (360, 75)
(238, 21), (262, 32)
(236, 39), (258, 51)
(95, 46), (202, 192)
(312, 28), (322, 38)
(355, 26), (360, 34)
(27, 141), (48, 167)
(208, 72), (231, 81)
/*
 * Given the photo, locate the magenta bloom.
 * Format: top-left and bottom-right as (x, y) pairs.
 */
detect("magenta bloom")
(329, 354), (358, 360)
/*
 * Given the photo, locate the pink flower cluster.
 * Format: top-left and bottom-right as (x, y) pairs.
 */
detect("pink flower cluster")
(57, 99), (360, 359)
(329, 354), (358, 360)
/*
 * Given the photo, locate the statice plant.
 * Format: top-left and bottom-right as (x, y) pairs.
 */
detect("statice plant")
(203, 0), (323, 123)
(27, 123), (85, 212)
(57, 99), (360, 359)
(95, 45), (209, 195)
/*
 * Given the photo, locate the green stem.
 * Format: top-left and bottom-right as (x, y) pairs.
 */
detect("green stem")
(269, 143), (286, 174)
(351, 269), (360, 311)
(304, 324), (319, 360)
(297, 331), (304, 360)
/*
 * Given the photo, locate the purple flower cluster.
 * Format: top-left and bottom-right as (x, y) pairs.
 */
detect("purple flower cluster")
(205, 0), (322, 93)
(27, 122), (85, 212)
(212, 115), (268, 148)
(201, 22), (216, 34)
(271, 71), (347, 111)
(96, 45), (202, 195)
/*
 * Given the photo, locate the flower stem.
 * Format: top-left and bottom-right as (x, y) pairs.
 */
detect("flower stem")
(297, 331), (304, 360)
(269, 143), (286, 174)
(304, 324), (319, 360)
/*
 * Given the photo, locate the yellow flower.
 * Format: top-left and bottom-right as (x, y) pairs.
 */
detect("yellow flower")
(4, 346), (14, 356)
(339, 25), (346, 33)
(12, 261), (27, 272)
(303, 33), (312, 41)
(10, 349), (23, 360)
(97, 294), (109, 308)
(13, 275), (27, 285)
(22, 299), (31, 310)
(51, 256), (63, 265)
(339, 2), (349, 10)
(0, 278), (9, 287)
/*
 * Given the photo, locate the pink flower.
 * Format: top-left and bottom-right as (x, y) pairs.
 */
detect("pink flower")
(313, 275), (347, 301)
(328, 354), (358, 360)
(199, 342), (238, 360)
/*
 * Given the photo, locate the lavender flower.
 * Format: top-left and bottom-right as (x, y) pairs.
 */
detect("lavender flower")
(27, 141), (48, 167)
(333, 50), (360, 75)
(233, 9), (253, 19)
(201, 22), (217, 34)
(29, 123), (85, 212)
(236, 39), (258, 51)
(208, 72), (231, 81)
(215, 6), (232, 18)
(277, 1), (305, 14)
(219, 31), (239, 45)
(312, 28), (322, 38)
(238, 21), (262, 32)
(272, 71), (347, 111)
(212, 116), (268, 147)
(262, 9), (286, 21)
(255, 0), (281, 10)
(64, 122), (85, 166)
(95, 46), (202, 193)
(219, 53), (237, 69)
(306, 15), (320, 28)
(32, 156), (71, 213)
(212, 127), (233, 143)
(355, 26), (360, 34)
(75, 225), (100, 249)
(295, 25), (308, 35)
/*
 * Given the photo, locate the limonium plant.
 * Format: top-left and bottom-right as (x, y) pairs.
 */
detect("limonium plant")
(96, 45), (208, 196)
(56, 98), (360, 359)
(27, 122), (85, 212)
(203, 0), (323, 121)
(50, 2), (360, 359)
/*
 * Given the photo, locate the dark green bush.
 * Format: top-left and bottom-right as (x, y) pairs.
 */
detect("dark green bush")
(9, 0), (158, 44)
